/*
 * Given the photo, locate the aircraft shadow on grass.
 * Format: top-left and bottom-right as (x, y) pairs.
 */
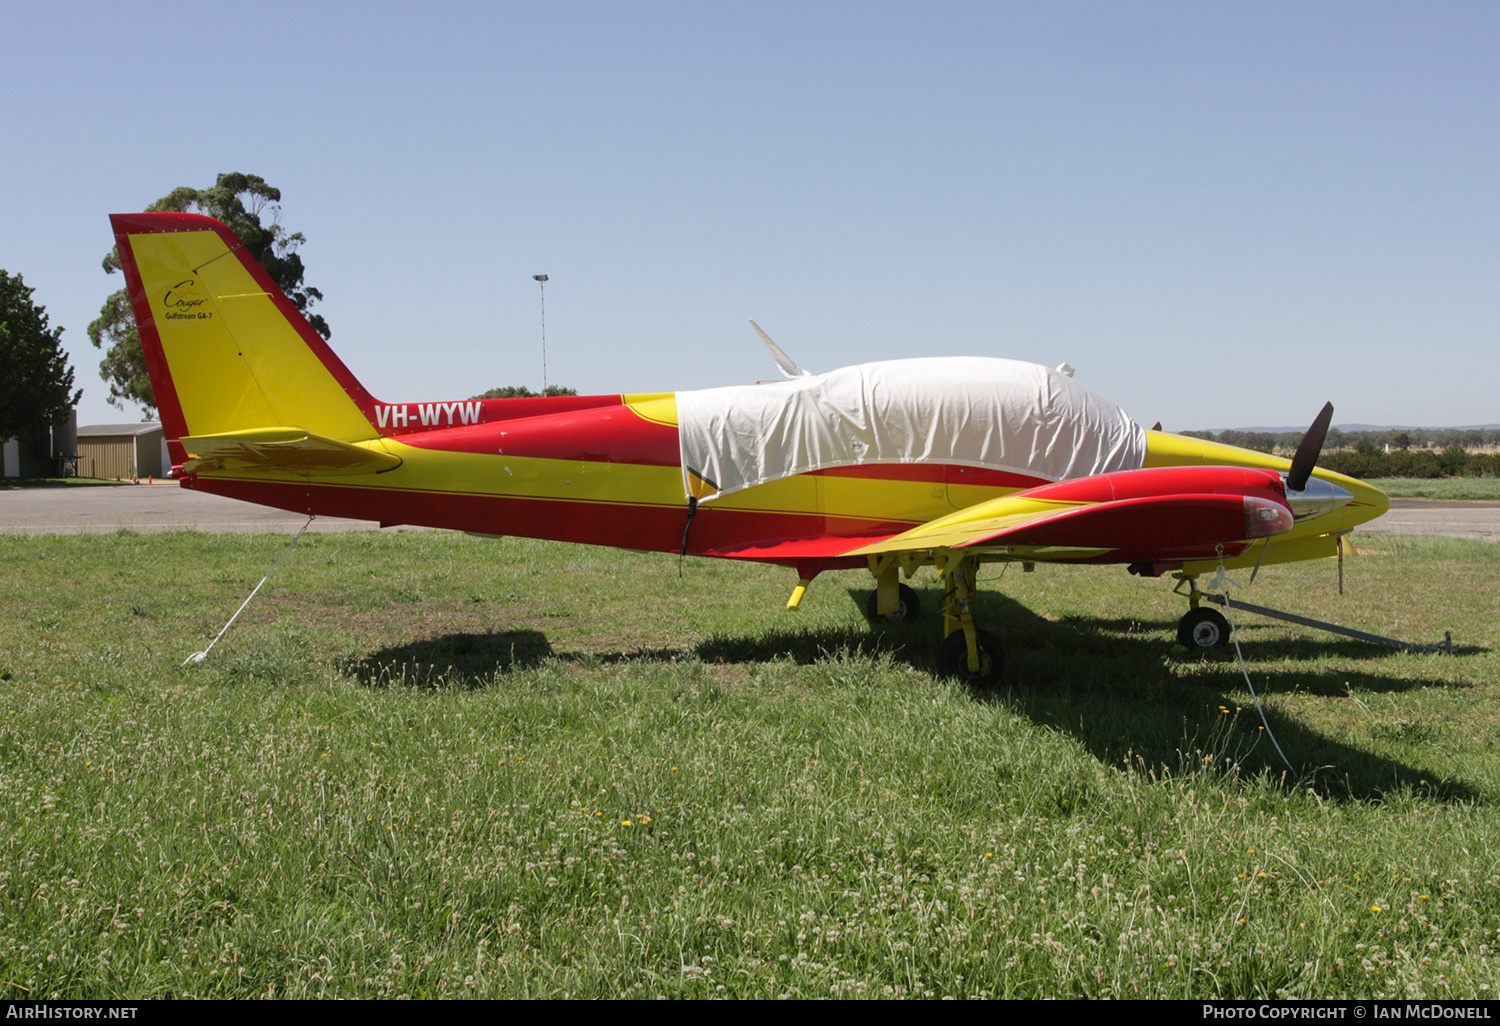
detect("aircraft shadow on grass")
(923, 587), (1481, 804)
(348, 629), (555, 688)
(348, 584), (1481, 804)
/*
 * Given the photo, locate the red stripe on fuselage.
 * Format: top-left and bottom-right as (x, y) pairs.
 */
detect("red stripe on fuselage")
(395, 403), (681, 466)
(810, 464), (947, 482)
(372, 394), (637, 438)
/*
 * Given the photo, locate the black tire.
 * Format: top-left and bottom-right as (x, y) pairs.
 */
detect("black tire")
(866, 583), (922, 623)
(938, 628), (1004, 688)
(1177, 608), (1231, 650)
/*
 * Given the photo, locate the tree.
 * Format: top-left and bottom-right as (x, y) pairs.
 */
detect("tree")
(89, 173), (329, 415)
(470, 385), (579, 399)
(0, 271), (80, 442)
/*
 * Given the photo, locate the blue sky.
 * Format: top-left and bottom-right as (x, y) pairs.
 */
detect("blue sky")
(3, 1), (1495, 431)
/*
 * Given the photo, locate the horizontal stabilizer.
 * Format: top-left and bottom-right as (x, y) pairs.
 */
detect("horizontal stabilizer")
(181, 428), (402, 476)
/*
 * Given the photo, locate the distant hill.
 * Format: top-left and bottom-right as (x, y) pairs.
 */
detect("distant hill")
(1189, 423), (1500, 435)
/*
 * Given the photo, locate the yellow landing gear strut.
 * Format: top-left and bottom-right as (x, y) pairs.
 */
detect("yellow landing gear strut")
(864, 556), (923, 623)
(933, 551), (1004, 687)
(795, 551), (1006, 686)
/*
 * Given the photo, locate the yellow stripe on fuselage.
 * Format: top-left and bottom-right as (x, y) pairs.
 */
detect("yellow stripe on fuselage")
(189, 440), (971, 528)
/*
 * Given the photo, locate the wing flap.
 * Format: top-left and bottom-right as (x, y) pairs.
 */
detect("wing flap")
(181, 427), (403, 476)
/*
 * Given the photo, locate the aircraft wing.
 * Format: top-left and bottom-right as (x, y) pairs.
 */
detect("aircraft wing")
(181, 428), (403, 476)
(846, 465), (1294, 561)
(701, 532), (901, 562)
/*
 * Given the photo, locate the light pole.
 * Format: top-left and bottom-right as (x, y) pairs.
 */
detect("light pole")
(532, 274), (548, 393)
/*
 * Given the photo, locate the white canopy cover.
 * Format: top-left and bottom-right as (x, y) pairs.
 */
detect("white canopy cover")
(676, 357), (1147, 502)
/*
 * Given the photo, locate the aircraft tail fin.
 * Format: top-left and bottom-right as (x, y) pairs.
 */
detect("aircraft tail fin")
(109, 212), (380, 447)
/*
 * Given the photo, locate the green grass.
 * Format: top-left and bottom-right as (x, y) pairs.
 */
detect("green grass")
(2, 530), (1498, 998)
(1367, 477), (1500, 501)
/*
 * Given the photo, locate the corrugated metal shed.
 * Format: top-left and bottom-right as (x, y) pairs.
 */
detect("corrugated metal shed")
(76, 423), (164, 480)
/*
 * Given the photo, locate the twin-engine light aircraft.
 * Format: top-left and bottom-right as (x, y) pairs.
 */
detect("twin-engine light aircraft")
(110, 212), (1389, 684)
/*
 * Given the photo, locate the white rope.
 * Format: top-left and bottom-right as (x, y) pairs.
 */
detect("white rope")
(1209, 562), (1299, 780)
(184, 517), (314, 665)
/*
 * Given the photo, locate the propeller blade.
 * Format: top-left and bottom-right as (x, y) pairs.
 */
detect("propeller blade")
(1286, 402), (1334, 493)
(749, 320), (810, 379)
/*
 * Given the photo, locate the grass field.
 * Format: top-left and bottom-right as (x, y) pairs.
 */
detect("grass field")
(1365, 478), (1500, 501)
(2, 529), (1498, 999)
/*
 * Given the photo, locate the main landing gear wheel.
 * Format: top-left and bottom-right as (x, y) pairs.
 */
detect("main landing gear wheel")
(938, 629), (1004, 688)
(1177, 608), (1231, 650)
(866, 583), (922, 623)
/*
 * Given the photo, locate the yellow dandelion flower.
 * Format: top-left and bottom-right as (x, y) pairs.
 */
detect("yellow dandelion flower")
(1371, 905), (1382, 912)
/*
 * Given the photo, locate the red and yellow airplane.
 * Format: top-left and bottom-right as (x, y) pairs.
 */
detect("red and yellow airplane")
(110, 212), (1389, 684)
